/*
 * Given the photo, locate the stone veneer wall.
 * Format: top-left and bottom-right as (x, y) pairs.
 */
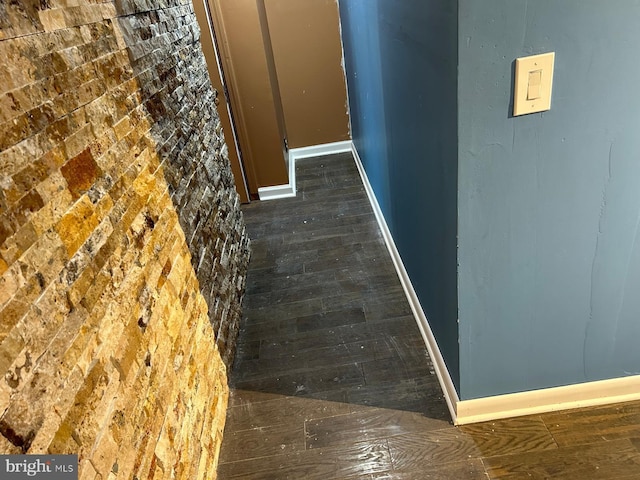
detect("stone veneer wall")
(116, 0), (248, 366)
(0, 0), (249, 477)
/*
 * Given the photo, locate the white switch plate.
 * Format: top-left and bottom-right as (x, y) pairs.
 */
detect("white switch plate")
(513, 52), (555, 116)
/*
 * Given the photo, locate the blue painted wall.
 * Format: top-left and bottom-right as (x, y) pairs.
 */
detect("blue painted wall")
(340, 0), (640, 402)
(458, 0), (640, 399)
(338, 0), (460, 390)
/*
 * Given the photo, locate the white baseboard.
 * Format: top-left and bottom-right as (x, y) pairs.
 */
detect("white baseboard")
(257, 184), (295, 200)
(456, 374), (640, 425)
(258, 141), (352, 201)
(257, 148), (297, 201)
(349, 143), (460, 424)
(349, 141), (640, 426)
(289, 140), (353, 161)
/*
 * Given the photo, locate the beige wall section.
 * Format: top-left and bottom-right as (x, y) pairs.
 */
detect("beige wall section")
(211, 0), (289, 190)
(264, 0), (351, 149)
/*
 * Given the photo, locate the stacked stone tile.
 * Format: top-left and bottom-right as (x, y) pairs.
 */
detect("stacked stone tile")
(115, 0), (249, 366)
(0, 0), (249, 478)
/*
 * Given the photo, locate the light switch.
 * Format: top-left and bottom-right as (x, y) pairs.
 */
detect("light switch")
(527, 70), (542, 100)
(513, 52), (555, 116)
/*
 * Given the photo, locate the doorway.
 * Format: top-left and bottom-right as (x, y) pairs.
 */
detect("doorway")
(194, 0), (291, 201)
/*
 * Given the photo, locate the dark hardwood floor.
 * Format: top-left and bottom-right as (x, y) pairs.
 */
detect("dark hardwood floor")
(217, 153), (640, 479)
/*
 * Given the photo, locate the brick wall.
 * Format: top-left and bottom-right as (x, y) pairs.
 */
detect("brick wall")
(0, 0), (249, 477)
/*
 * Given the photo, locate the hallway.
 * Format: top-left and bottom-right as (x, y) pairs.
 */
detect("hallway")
(217, 153), (640, 479)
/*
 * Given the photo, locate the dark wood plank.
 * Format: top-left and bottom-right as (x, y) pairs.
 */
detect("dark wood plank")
(231, 362), (366, 397)
(387, 428), (484, 468)
(458, 416), (557, 457)
(346, 379), (450, 418)
(240, 306), (367, 347)
(257, 316), (419, 359)
(296, 307), (367, 332)
(245, 280), (346, 309)
(237, 338), (382, 381)
(218, 422), (305, 464)
(217, 451), (336, 480)
(227, 389), (288, 408)
(245, 267), (336, 297)
(331, 439), (394, 478)
(305, 406), (451, 450)
(483, 438), (640, 479)
(225, 395), (350, 431)
(542, 401), (640, 447)
(351, 459), (488, 479)
(361, 357), (432, 385)
(218, 439), (392, 479)
(242, 298), (323, 324)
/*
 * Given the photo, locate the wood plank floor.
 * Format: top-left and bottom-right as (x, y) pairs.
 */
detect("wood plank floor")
(217, 153), (640, 479)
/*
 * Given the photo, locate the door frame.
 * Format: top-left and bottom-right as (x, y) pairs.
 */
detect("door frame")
(193, 0), (253, 201)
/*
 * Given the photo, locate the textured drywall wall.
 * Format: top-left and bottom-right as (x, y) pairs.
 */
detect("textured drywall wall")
(458, 0), (640, 399)
(0, 0), (249, 476)
(338, 0), (459, 390)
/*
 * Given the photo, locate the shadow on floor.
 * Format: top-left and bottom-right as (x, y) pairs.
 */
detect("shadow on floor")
(231, 153), (451, 420)
(218, 153), (640, 479)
